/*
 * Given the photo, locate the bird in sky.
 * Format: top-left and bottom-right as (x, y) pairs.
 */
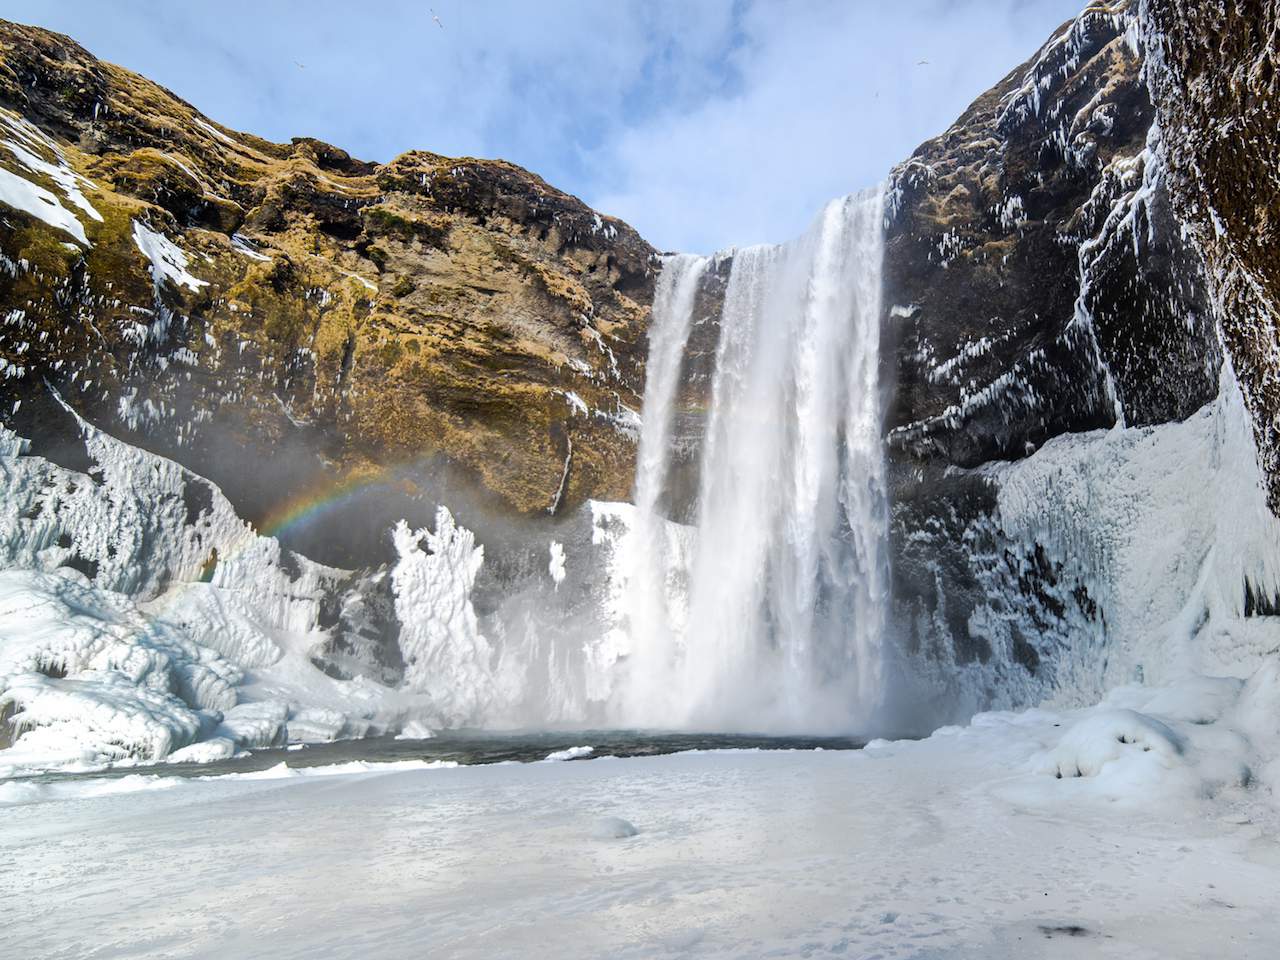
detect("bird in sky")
(294, 60), (306, 69)
(431, 9), (444, 29)
(917, 59), (930, 66)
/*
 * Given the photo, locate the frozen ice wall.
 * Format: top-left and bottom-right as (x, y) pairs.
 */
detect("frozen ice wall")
(885, 357), (1280, 726)
(0, 402), (489, 772)
(990, 364), (1280, 701)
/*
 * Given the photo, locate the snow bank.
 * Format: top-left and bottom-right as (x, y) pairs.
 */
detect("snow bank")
(545, 745), (593, 762)
(590, 814), (637, 838)
(1037, 709), (1185, 779)
(1005, 672), (1261, 807)
(0, 772), (180, 807)
(204, 757), (461, 781)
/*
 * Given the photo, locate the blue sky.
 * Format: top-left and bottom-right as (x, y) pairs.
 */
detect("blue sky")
(6, 0), (1081, 252)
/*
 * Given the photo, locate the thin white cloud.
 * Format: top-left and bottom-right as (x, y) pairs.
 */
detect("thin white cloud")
(588, 0), (1082, 252)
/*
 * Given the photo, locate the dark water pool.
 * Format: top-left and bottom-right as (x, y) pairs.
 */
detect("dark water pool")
(29, 730), (866, 783)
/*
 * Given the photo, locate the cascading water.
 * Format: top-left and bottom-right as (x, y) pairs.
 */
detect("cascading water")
(618, 187), (890, 732)
(624, 253), (709, 719)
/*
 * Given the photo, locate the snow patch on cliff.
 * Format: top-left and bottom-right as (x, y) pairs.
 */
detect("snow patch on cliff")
(0, 108), (101, 246)
(131, 220), (207, 292)
(0, 166), (91, 247)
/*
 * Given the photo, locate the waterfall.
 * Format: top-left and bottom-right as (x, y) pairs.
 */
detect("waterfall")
(620, 187), (889, 732)
(624, 254), (709, 719)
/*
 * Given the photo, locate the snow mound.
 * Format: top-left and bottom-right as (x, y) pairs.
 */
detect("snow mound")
(1235, 659), (1280, 742)
(1234, 660), (1280, 794)
(1022, 675), (1259, 805)
(1037, 709), (1184, 778)
(591, 815), (638, 839)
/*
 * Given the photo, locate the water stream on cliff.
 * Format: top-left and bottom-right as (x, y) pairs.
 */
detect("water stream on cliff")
(619, 187), (889, 732)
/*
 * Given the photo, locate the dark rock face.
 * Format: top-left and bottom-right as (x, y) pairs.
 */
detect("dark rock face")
(882, 2), (1217, 466)
(1140, 0), (1280, 514)
(881, 1), (1222, 710)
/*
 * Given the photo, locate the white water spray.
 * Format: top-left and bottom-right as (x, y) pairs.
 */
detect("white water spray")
(624, 254), (709, 717)
(619, 188), (890, 732)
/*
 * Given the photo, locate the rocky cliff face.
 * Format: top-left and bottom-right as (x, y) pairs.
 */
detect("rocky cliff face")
(880, 0), (1225, 704)
(1139, 0), (1280, 514)
(0, 21), (655, 566)
(878, 0), (1280, 715)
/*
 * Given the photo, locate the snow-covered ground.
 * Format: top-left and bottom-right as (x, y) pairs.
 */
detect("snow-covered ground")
(4, 674), (1280, 959)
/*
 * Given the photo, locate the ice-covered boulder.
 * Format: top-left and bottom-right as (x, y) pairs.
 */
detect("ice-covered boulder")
(1037, 709), (1184, 779)
(1, 670), (209, 770)
(218, 701), (289, 749)
(167, 736), (237, 764)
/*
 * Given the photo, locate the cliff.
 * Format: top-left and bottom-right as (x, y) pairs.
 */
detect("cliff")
(881, 1), (1225, 690)
(1139, 0), (1280, 514)
(0, 21), (655, 566)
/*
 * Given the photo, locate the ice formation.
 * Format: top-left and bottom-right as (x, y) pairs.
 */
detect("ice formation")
(981, 365), (1280, 708)
(391, 510), (492, 725)
(0, 403), (490, 773)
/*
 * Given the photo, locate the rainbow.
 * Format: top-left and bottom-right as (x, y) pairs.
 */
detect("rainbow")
(151, 465), (423, 617)
(254, 469), (408, 542)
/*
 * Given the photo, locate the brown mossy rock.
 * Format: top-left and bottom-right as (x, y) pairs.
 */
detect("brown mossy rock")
(0, 18), (658, 559)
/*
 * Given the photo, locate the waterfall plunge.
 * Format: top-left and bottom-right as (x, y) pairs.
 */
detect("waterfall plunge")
(620, 187), (890, 733)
